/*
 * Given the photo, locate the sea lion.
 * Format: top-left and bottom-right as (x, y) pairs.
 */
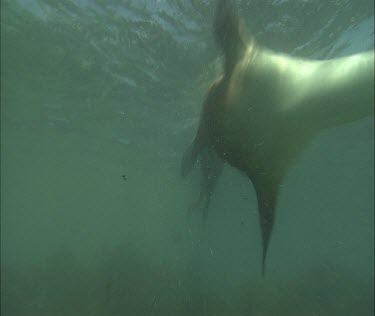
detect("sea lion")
(181, 0), (374, 276)
(183, 144), (224, 221)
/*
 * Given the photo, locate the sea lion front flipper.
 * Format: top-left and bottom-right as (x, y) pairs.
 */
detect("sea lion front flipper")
(214, 0), (247, 76)
(250, 173), (282, 277)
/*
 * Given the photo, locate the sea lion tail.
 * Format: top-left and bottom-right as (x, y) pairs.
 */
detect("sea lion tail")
(214, 0), (247, 75)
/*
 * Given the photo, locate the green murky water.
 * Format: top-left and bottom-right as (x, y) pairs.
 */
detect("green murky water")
(1, 0), (373, 315)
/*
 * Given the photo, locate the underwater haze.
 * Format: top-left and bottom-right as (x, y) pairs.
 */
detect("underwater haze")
(1, 0), (374, 315)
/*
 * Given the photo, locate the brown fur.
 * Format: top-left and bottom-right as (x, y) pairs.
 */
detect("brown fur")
(182, 0), (374, 276)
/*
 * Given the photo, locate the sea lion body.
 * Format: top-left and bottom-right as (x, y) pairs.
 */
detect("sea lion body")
(214, 47), (374, 178)
(182, 0), (374, 276)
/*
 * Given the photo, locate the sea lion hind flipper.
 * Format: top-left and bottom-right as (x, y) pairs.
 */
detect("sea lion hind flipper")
(181, 103), (212, 178)
(185, 146), (225, 222)
(197, 147), (225, 221)
(181, 141), (198, 178)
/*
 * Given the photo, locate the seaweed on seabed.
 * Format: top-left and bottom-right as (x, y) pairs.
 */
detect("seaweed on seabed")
(234, 265), (373, 316)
